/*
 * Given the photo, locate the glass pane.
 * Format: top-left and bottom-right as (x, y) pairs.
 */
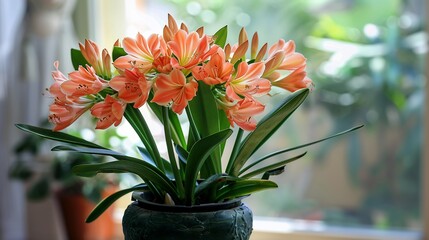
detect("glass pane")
(123, 0), (425, 230)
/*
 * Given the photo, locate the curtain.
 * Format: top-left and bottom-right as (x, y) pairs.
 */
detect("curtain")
(0, 0), (77, 239)
(0, 1), (27, 239)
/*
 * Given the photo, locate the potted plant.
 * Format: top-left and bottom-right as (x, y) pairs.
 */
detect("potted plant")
(16, 14), (361, 239)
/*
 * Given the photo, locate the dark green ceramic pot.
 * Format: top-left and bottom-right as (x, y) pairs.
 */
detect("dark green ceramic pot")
(122, 192), (253, 240)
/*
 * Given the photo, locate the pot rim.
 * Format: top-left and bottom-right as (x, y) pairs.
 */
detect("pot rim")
(131, 191), (248, 213)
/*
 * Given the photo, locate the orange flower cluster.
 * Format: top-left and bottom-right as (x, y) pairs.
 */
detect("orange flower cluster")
(48, 15), (313, 131)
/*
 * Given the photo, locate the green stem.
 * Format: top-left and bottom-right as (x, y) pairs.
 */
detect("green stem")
(162, 107), (185, 200)
(226, 128), (244, 174)
(124, 105), (165, 173)
(185, 105), (201, 142)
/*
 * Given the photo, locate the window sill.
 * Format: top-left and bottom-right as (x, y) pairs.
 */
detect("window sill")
(251, 217), (422, 240)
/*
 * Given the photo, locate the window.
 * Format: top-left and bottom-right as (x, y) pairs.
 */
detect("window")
(80, 0), (426, 238)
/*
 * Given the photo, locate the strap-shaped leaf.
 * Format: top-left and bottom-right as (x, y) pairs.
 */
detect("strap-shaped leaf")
(240, 152), (307, 178)
(137, 146), (174, 178)
(15, 124), (103, 149)
(52, 145), (177, 198)
(239, 125), (364, 175)
(188, 82), (230, 176)
(214, 179), (278, 202)
(213, 26), (228, 48)
(124, 105), (165, 172)
(194, 174), (237, 202)
(71, 48), (89, 70)
(72, 161), (178, 199)
(227, 89), (309, 176)
(86, 184), (147, 223)
(184, 129), (233, 204)
(175, 144), (188, 165)
(262, 167), (285, 180)
(194, 174), (227, 197)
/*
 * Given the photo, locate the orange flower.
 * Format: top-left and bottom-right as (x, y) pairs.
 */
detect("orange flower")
(49, 103), (90, 131)
(225, 98), (265, 131)
(109, 69), (152, 108)
(61, 65), (108, 98)
(50, 61), (69, 103)
(267, 39), (306, 71)
(192, 48), (233, 85)
(114, 33), (167, 73)
(90, 95), (126, 129)
(79, 39), (112, 78)
(153, 55), (173, 74)
(151, 69), (198, 114)
(168, 30), (218, 70)
(272, 66), (314, 92)
(48, 61), (94, 131)
(225, 62), (270, 101)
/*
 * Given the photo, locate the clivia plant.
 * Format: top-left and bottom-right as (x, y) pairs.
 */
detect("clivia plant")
(16, 14), (361, 223)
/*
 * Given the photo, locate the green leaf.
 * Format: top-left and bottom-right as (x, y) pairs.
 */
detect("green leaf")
(124, 105), (165, 172)
(72, 160), (178, 200)
(194, 174), (227, 197)
(86, 184), (147, 222)
(53, 145), (177, 199)
(213, 25), (228, 48)
(184, 129), (233, 204)
(194, 174), (237, 202)
(112, 46), (127, 62)
(71, 48), (89, 70)
(137, 146), (174, 178)
(15, 124), (103, 149)
(262, 167), (285, 180)
(175, 144), (188, 165)
(227, 89), (309, 176)
(240, 152), (307, 179)
(214, 179), (278, 202)
(188, 82), (230, 176)
(238, 125), (364, 175)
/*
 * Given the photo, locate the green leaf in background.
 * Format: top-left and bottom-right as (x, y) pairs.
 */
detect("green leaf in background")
(227, 89), (309, 176)
(85, 184), (147, 223)
(71, 48), (90, 70)
(27, 177), (50, 201)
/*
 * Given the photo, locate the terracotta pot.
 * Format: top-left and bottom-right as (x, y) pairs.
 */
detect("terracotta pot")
(56, 186), (117, 240)
(122, 192), (253, 240)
